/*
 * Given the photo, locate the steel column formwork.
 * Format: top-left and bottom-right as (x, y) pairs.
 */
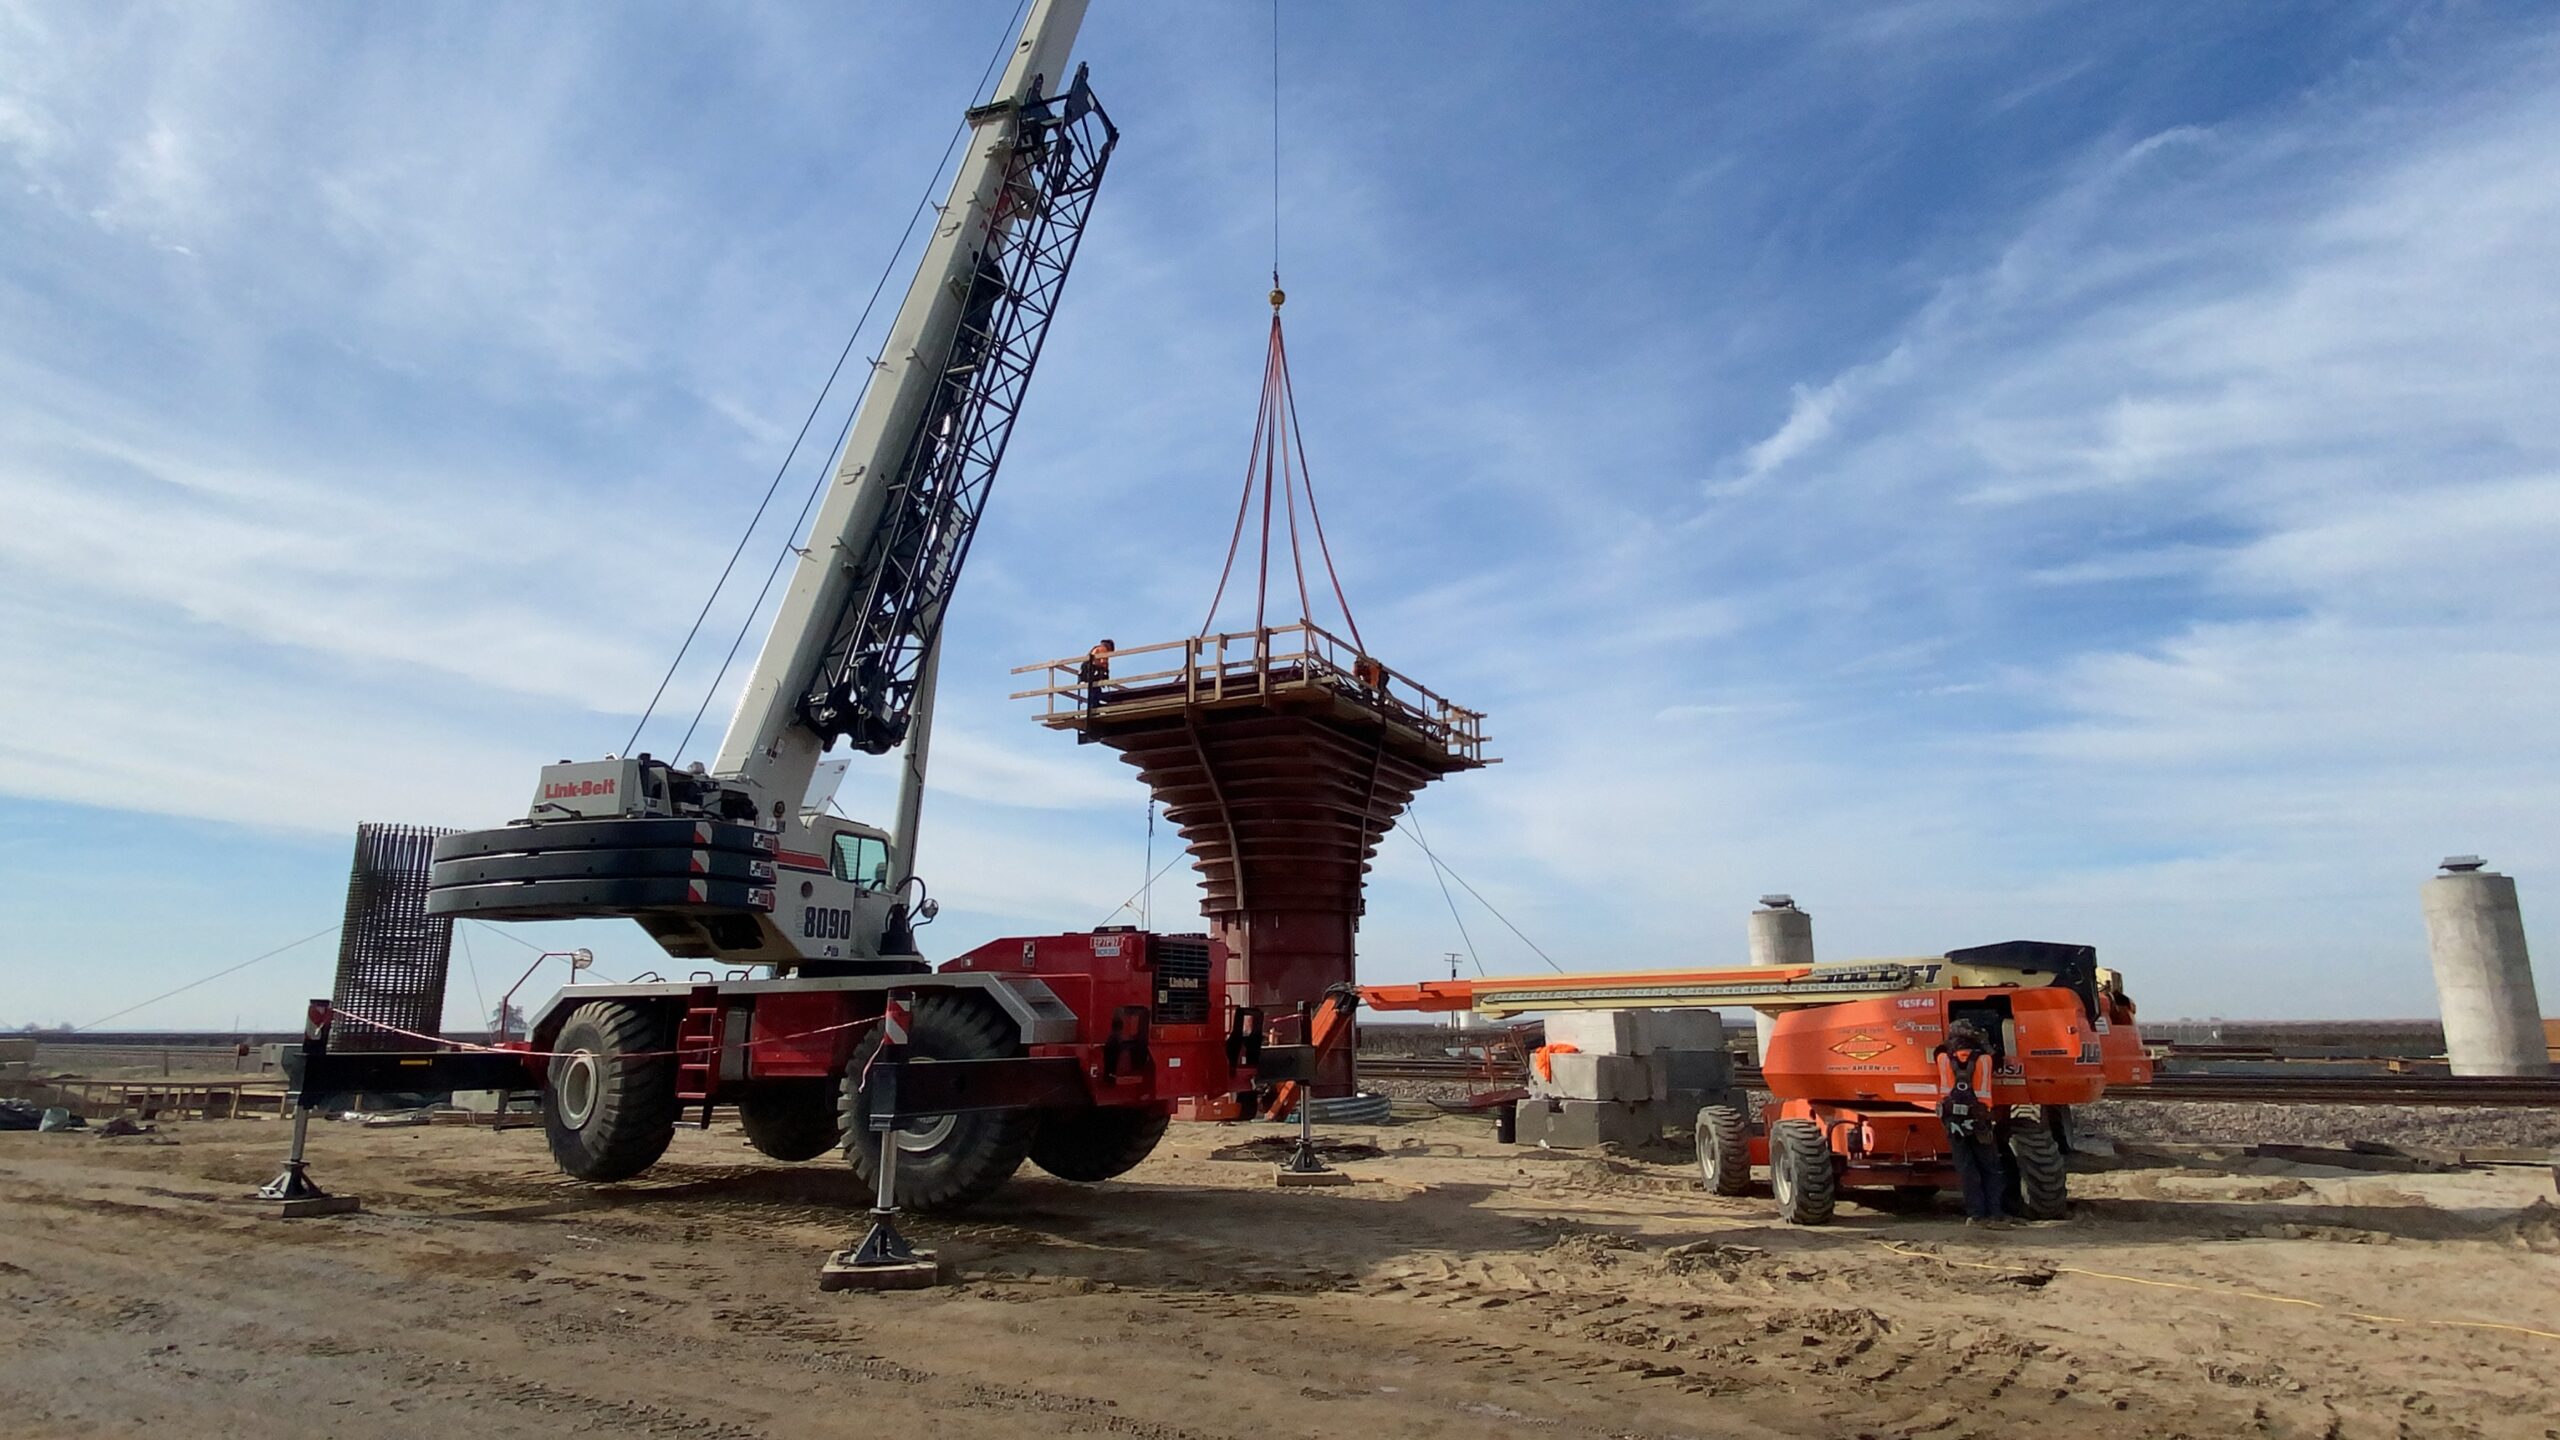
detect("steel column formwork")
(1015, 626), (1487, 1094)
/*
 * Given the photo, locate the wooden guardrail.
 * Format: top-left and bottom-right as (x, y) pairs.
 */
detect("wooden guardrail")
(1013, 621), (1490, 762)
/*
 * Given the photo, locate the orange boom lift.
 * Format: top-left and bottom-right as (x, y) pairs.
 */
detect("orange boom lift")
(1364, 942), (2150, 1224)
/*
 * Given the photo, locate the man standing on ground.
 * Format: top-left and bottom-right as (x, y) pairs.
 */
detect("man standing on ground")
(1935, 1019), (2007, 1225)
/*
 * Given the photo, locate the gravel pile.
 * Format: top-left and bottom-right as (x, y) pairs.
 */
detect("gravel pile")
(1366, 1078), (1483, 1109)
(2079, 1100), (2560, 1151)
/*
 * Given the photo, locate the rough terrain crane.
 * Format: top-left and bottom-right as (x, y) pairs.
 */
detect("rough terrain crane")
(316, 0), (1307, 1213)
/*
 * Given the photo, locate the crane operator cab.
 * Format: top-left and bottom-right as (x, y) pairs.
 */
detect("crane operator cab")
(786, 821), (928, 974)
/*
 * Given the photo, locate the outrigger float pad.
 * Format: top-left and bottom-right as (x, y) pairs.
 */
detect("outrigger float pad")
(426, 818), (780, 921)
(818, 1246), (943, 1292)
(1273, 1166), (1354, 1188)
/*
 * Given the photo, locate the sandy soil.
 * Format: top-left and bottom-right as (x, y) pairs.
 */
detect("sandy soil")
(3, 1116), (2556, 1440)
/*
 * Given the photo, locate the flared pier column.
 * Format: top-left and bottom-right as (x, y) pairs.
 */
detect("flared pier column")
(1017, 625), (1488, 1089)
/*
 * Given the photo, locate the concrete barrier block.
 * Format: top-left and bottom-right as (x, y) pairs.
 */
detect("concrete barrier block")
(1653, 1049), (1735, 1094)
(1638, 1010), (1726, 1054)
(1542, 1052), (1649, 1102)
(1542, 1010), (1646, 1056)
(1515, 1097), (1661, 1149)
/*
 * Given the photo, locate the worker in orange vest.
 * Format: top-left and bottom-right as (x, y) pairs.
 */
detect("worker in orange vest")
(1935, 1019), (2008, 1224)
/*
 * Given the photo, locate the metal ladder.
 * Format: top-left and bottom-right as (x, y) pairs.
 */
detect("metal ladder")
(675, 988), (722, 1126)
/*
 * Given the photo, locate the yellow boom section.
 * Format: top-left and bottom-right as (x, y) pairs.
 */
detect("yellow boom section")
(1362, 957), (2059, 1018)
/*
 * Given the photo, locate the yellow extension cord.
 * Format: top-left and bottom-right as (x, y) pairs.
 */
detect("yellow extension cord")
(1872, 1241), (2560, 1344)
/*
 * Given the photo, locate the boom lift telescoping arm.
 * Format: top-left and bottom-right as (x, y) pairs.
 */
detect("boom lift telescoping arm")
(425, 0), (1118, 971)
(1361, 946), (2114, 1021)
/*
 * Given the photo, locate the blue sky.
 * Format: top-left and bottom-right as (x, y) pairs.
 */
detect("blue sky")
(3, 1), (2554, 1029)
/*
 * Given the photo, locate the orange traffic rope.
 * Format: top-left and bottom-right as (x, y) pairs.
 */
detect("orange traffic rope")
(1872, 1241), (2560, 1345)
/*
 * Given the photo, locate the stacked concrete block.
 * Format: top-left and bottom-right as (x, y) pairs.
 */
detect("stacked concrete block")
(1545, 1051), (1650, 1103)
(1523, 1007), (1738, 1149)
(1640, 1010), (1726, 1055)
(1515, 1095), (1659, 1148)
(1540, 1010), (1643, 1055)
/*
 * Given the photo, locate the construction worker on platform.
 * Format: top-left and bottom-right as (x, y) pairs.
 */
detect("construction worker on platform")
(1077, 638), (1115, 716)
(1351, 653), (1385, 692)
(1934, 1019), (2008, 1225)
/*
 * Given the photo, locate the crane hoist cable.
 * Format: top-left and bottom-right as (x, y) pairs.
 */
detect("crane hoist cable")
(1197, 0), (1365, 647)
(1271, 0), (1281, 283)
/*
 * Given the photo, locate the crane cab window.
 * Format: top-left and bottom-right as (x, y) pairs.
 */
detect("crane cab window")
(831, 834), (889, 891)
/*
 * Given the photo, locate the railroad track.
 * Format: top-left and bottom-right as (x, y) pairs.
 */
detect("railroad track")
(1357, 1056), (2560, 1107)
(1358, 1057), (1517, 1081)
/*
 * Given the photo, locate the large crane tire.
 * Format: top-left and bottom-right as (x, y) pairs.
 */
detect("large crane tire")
(1028, 1106), (1171, 1182)
(738, 1081), (844, 1162)
(1769, 1118), (1837, 1226)
(839, 993), (1035, 1211)
(1695, 1105), (1752, 1196)
(2010, 1124), (2070, 1219)
(544, 1002), (679, 1182)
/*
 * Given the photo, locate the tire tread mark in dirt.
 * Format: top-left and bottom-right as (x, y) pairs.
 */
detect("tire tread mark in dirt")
(804, 1354), (1234, 1440)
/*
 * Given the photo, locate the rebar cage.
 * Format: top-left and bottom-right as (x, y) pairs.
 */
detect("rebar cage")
(328, 823), (458, 1051)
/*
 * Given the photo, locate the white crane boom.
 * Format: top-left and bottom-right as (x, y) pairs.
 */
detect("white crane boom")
(423, 0), (1118, 973)
(714, 0), (1089, 826)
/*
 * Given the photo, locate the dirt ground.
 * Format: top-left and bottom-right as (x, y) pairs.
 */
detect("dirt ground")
(3, 1116), (2556, 1440)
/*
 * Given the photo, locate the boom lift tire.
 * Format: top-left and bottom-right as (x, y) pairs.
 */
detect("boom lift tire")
(839, 992), (1035, 1211)
(738, 1080), (844, 1162)
(544, 1001), (679, 1182)
(1695, 1105), (1751, 1196)
(1769, 1118), (1837, 1226)
(1028, 1105), (1170, 1182)
(2009, 1121), (2070, 1219)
